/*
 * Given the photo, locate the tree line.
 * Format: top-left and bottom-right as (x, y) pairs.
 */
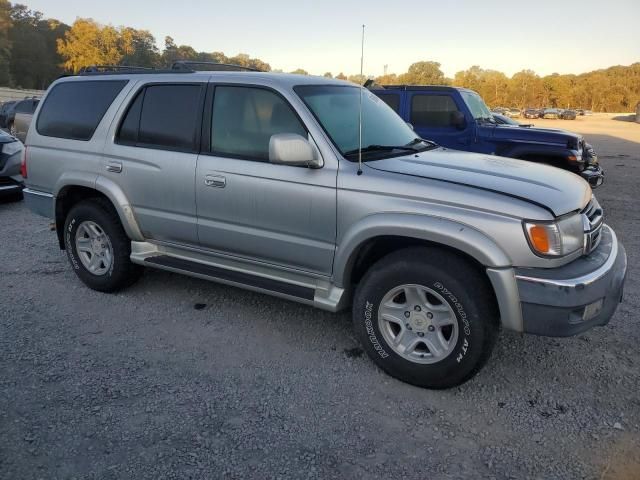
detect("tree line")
(0, 1), (638, 112)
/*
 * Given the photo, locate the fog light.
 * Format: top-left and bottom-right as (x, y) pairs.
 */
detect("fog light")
(583, 299), (604, 321)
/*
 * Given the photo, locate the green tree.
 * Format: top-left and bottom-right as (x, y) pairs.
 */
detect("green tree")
(0, 0), (11, 86)
(8, 5), (68, 88)
(398, 61), (448, 85)
(290, 68), (308, 75)
(323, 72), (333, 78)
(335, 72), (347, 80)
(120, 28), (159, 68)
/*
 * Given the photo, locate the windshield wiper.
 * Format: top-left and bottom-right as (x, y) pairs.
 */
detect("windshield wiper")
(344, 144), (418, 157)
(344, 138), (438, 158)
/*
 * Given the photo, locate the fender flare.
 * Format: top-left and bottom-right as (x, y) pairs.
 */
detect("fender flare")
(94, 175), (145, 241)
(54, 173), (144, 242)
(333, 213), (512, 288)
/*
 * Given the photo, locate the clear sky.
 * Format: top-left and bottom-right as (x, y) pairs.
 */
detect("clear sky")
(25, 0), (640, 77)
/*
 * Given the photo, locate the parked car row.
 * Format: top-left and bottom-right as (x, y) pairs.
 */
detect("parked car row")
(494, 106), (592, 120)
(19, 66), (625, 390)
(0, 96), (40, 140)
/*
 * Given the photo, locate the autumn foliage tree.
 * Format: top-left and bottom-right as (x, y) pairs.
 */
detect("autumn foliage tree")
(57, 19), (129, 72)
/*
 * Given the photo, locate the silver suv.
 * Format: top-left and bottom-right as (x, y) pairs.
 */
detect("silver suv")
(22, 69), (627, 388)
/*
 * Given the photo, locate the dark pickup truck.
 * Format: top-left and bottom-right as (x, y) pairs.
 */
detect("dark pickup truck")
(369, 85), (604, 187)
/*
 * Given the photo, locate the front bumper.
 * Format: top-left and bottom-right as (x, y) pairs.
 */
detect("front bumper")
(515, 225), (626, 336)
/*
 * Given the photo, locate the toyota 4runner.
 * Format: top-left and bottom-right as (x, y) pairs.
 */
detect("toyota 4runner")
(22, 67), (627, 388)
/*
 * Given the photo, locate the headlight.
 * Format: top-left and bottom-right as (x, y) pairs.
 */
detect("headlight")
(523, 213), (584, 257)
(1, 140), (23, 156)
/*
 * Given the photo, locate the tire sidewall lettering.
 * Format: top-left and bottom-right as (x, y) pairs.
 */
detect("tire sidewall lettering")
(433, 281), (472, 363)
(363, 300), (390, 359)
(66, 217), (80, 270)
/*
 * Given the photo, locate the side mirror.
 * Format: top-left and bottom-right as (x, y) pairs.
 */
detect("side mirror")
(269, 133), (323, 168)
(451, 111), (467, 130)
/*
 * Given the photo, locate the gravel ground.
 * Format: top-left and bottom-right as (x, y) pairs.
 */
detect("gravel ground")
(1, 118), (638, 479)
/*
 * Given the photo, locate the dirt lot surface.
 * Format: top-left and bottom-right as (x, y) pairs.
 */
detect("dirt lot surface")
(1, 116), (638, 479)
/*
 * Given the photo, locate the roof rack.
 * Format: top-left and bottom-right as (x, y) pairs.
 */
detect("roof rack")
(171, 61), (261, 72)
(79, 65), (155, 73)
(74, 62), (261, 77)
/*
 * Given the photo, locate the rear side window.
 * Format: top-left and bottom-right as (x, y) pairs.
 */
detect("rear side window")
(116, 84), (204, 151)
(15, 100), (38, 114)
(211, 86), (306, 161)
(376, 94), (400, 113)
(37, 80), (127, 141)
(410, 94), (461, 128)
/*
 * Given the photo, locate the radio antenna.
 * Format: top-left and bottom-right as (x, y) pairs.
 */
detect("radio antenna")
(357, 24), (365, 176)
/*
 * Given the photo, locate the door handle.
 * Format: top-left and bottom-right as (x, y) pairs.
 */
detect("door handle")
(204, 175), (226, 188)
(106, 161), (122, 173)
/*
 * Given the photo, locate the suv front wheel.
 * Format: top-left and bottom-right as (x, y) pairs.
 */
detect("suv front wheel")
(64, 198), (143, 292)
(352, 247), (499, 389)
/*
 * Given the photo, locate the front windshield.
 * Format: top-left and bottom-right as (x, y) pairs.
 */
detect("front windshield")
(460, 90), (493, 121)
(295, 85), (421, 159)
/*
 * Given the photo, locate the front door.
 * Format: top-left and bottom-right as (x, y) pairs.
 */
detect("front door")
(195, 84), (337, 275)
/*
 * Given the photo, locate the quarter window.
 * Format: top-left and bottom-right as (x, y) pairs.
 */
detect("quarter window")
(37, 80), (127, 141)
(410, 94), (461, 128)
(211, 86), (306, 161)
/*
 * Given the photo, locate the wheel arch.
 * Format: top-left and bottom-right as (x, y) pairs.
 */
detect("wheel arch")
(334, 214), (511, 288)
(333, 214), (522, 332)
(54, 176), (144, 249)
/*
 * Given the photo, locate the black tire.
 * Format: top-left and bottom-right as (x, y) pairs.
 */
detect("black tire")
(352, 247), (499, 389)
(63, 198), (143, 292)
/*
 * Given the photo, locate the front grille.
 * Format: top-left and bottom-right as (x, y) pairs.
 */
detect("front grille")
(582, 197), (603, 254)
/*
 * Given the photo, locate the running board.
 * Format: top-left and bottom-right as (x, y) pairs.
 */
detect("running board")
(144, 254), (315, 302)
(130, 241), (349, 312)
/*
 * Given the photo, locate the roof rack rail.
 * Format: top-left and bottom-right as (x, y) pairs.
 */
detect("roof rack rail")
(171, 60), (261, 72)
(79, 65), (155, 73)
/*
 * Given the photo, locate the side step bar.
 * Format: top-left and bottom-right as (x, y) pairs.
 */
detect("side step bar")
(144, 254), (315, 301)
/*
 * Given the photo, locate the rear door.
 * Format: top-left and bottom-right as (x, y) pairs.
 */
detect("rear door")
(102, 81), (205, 246)
(195, 83), (337, 275)
(407, 91), (474, 148)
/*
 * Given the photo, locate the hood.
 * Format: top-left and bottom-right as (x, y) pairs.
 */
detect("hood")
(366, 148), (591, 217)
(490, 124), (581, 147)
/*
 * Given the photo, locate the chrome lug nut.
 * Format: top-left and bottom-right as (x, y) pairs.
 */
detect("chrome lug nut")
(428, 325), (435, 332)
(414, 305), (421, 312)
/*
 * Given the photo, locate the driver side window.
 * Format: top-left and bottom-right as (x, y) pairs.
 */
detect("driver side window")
(211, 86), (306, 161)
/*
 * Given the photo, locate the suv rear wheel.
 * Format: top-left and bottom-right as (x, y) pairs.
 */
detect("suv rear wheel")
(352, 247), (499, 389)
(64, 198), (142, 292)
